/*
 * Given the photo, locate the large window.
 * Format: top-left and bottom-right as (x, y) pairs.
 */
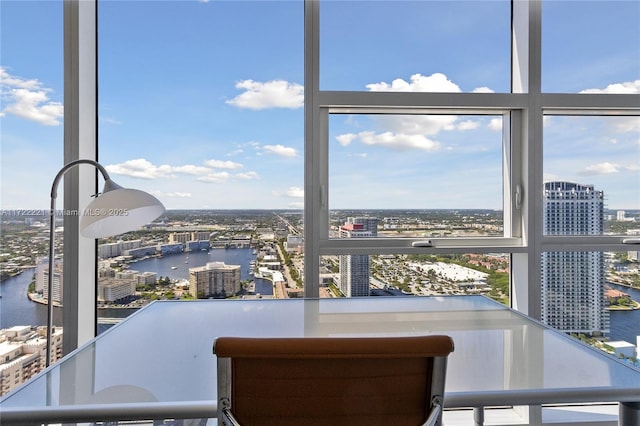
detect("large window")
(542, 0), (640, 93)
(320, 0), (511, 92)
(0, 0), (65, 366)
(96, 1), (304, 328)
(98, 0), (303, 209)
(543, 115), (640, 237)
(328, 113), (506, 217)
(305, 0), (640, 328)
(2, 1), (638, 396)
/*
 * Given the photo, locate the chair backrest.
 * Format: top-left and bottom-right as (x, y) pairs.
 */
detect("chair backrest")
(213, 335), (454, 426)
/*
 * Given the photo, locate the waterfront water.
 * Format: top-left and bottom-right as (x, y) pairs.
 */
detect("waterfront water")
(608, 283), (640, 345)
(127, 248), (267, 287)
(1, 260), (638, 346)
(0, 267), (53, 328)
(0, 248), (272, 329)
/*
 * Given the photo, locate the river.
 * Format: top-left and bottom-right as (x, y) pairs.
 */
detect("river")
(1, 259), (638, 346)
(0, 248), (272, 331)
(607, 283), (640, 345)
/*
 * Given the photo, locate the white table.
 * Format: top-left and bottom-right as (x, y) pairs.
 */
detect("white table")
(2, 295), (639, 425)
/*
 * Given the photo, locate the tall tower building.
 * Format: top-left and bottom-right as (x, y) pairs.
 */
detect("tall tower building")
(542, 181), (609, 335)
(37, 259), (63, 306)
(189, 261), (241, 299)
(339, 217), (378, 297)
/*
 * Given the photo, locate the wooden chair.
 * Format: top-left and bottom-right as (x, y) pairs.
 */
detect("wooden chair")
(213, 335), (454, 426)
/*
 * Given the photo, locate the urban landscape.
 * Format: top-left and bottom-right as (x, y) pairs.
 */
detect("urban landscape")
(1, 197), (640, 396)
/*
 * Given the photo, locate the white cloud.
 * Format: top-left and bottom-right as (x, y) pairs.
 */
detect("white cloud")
(376, 114), (458, 136)
(579, 162), (620, 176)
(272, 187), (304, 199)
(106, 159), (176, 179)
(0, 67), (63, 126)
(235, 171), (260, 180)
(106, 158), (260, 185)
(473, 87), (495, 93)
(336, 115), (455, 151)
(263, 144), (298, 157)
(456, 120), (480, 131)
(107, 158), (215, 179)
(366, 73), (461, 92)
(150, 190), (192, 198)
(334, 73), (503, 151)
(356, 131), (440, 151)
(610, 116), (640, 134)
(204, 159), (243, 169)
(197, 172), (231, 183)
(173, 165), (212, 175)
(580, 80), (640, 94)
(336, 133), (358, 146)
(365, 72), (493, 93)
(488, 118), (502, 131)
(286, 187), (304, 198)
(227, 148), (244, 156)
(226, 79), (303, 110)
(625, 163), (640, 172)
(0, 68), (41, 90)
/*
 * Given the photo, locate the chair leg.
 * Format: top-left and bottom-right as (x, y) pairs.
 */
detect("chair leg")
(473, 406), (484, 426)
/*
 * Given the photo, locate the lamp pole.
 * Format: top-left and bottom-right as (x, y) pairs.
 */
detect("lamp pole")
(46, 159), (109, 367)
(45, 158), (164, 367)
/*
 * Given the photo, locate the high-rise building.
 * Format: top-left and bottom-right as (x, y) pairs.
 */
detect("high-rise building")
(37, 259), (63, 306)
(189, 261), (241, 299)
(339, 217), (378, 297)
(542, 181), (609, 335)
(345, 217), (379, 235)
(0, 326), (62, 396)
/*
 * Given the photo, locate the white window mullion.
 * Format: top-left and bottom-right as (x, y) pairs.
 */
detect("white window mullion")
(303, 0), (321, 297)
(511, 0), (543, 321)
(63, 0), (97, 356)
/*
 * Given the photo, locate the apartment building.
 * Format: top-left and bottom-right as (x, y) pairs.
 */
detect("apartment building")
(0, 326), (62, 396)
(339, 217), (378, 297)
(189, 262), (241, 298)
(542, 181), (609, 335)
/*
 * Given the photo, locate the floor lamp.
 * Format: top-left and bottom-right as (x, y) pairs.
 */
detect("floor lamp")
(46, 159), (165, 366)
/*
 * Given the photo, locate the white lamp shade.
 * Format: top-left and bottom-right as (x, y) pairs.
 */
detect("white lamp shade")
(80, 187), (165, 238)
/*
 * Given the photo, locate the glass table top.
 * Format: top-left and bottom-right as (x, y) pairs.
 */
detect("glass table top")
(2, 295), (639, 415)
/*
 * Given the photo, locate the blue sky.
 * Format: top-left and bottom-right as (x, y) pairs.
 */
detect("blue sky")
(1, 0), (639, 211)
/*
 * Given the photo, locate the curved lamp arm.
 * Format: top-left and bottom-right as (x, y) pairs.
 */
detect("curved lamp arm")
(46, 159), (164, 366)
(50, 159), (110, 200)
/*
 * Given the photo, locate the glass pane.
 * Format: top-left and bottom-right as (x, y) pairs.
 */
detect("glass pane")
(320, 0), (511, 92)
(320, 252), (510, 303)
(97, 0), (303, 331)
(329, 114), (505, 235)
(607, 251), (640, 363)
(0, 0), (64, 385)
(542, 0), (640, 93)
(543, 116), (640, 236)
(542, 249), (640, 358)
(541, 250), (609, 336)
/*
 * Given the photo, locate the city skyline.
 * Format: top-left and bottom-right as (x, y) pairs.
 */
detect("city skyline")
(1, 1), (639, 211)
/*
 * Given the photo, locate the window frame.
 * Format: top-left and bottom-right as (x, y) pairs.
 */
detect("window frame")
(63, 0), (98, 356)
(60, 0), (640, 355)
(303, 0), (640, 320)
